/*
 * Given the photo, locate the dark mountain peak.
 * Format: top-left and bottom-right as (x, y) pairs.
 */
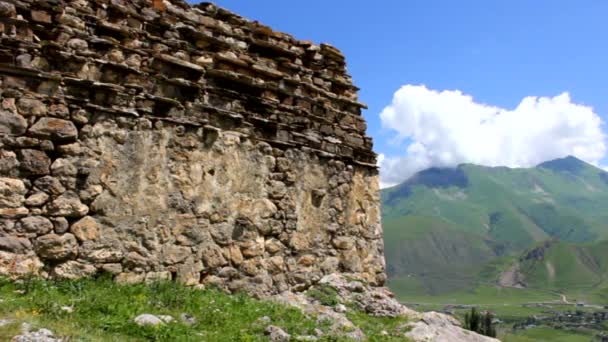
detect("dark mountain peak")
(409, 167), (469, 189)
(537, 155), (590, 173)
(382, 166), (468, 205)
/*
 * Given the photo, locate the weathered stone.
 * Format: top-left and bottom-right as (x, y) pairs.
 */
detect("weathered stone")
(176, 260), (203, 285)
(82, 245), (123, 263)
(25, 192), (49, 207)
(116, 272), (145, 284)
(16, 98), (46, 117)
(240, 238), (265, 258)
(265, 325), (291, 342)
(210, 222), (233, 245)
(19, 216), (53, 234)
(31, 10), (52, 24)
(145, 271), (171, 282)
(70, 216), (99, 241)
(0, 110), (27, 135)
(134, 314), (165, 326)
(265, 238), (284, 254)
(67, 38), (88, 51)
(18, 149), (51, 175)
(332, 236), (355, 250)
(34, 233), (78, 260)
(100, 263), (123, 274)
(46, 191), (89, 217)
(0, 150), (19, 175)
(0, 177), (27, 208)
(29, 118), (78, 141)
(0, 236), (32, 253)
(51, 217), (69, 233)
(34, 176), (66, 195)
(51, 158), (78, 176)
(200, 243), (227, 268)
(161, 245), (190, 264)
(54, 260), (96, 279)
(0, 2), (16, 18)
(0, 207), (29, 218)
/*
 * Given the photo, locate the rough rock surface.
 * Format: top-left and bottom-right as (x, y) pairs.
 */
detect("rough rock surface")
(0, 0), (383, 294)
(271, 274), (499, 342)
(12, 324), (62, 342)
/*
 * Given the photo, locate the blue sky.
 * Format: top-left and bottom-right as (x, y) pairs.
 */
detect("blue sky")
(202, 1), (608, 186)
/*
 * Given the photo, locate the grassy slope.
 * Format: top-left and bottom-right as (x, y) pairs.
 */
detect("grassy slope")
(382, 156), (608, 297)
(0, 276), (411, 342)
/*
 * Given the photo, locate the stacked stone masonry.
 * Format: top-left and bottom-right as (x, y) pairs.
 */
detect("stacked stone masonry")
(0, 0), (385, 295)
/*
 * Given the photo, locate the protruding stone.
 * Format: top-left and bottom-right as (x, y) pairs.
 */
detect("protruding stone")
(29, 118), (78, 141)
(19, 216), (53, 235)
(54, 260), (96, 279)
(34, 233), (78, 260)
(0, 236), (32, 253)
(265, 325), (291, 342)
(34, 176), (66, 196)
(0, 150), (19, 175)
(0, 207), (29, 218)
(70, 216), (99, 241)
(31, 10), (52, 24)
(46, 191), (89, 217)
(161, 245), (190, 264)
(0, 110), (27, 135)
(51, 158), (78, 176)
(0, 177), (27, 208)
(25, 192), (49, 207)
(0, 2), (16, 18)
(51, 217), (69, 234)
(116, 272), (145, 284)
(134, 314), (165, 327)
(16, 98), (46, 117)
(18, 149), (51, 175)
(67, 38), (88, 51)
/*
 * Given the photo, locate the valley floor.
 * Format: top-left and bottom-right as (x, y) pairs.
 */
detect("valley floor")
(394, 285), (608, 341)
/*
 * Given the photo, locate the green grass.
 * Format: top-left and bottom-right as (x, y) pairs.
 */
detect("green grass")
(306, 284), (340, 307)
(0, 276), (413, 341)
(501, 327), (595, 342)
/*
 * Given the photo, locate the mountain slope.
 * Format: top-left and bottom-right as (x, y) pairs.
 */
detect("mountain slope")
(382, 156), (608, 296)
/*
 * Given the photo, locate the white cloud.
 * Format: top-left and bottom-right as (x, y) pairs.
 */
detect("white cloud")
(379, 85), (606, 188)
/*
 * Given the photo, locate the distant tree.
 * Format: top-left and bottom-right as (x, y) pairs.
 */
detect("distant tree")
(464, 307), (496, 338)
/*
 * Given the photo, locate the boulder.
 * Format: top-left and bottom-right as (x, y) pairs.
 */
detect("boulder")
(134, 314), (165, 326)
(265, 325), (291, 342)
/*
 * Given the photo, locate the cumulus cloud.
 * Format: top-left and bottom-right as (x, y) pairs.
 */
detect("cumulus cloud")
(379, 85), (606, 188)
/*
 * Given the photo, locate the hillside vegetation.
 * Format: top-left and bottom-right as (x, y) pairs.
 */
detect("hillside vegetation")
(382, 156), (608, 298)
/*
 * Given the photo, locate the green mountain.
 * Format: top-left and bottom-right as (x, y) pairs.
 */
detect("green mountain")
(381, 156), (608, 297)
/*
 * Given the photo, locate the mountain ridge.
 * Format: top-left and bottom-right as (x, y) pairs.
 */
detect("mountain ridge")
(382, 155), (608, 297)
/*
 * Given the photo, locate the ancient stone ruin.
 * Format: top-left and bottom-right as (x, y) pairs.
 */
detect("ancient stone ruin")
(0, 0), (385, 295)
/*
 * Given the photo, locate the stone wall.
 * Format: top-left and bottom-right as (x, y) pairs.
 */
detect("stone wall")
(0, 0), (385, 295)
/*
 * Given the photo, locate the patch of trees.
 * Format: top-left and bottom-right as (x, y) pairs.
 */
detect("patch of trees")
(464, 307), (497, 338)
